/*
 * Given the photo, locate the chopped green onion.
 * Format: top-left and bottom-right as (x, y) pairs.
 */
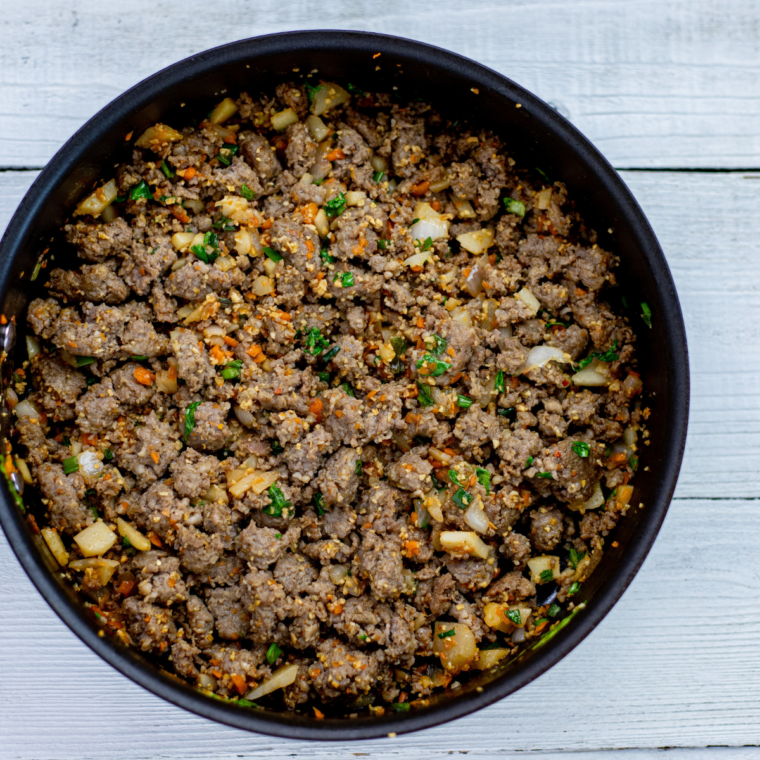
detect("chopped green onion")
(271, 440), (284, 454)
(346, 83), (365, 95)
(568, 581), (581, 596)
(438, 628), (456, 639)
(183, 401), (201, 441)
(576, 341), (619, 370)
(237, 699), (258, 708)
(131, 355), (148, 362)
(571, 441), (590, 458)
(452, 488), (473, 510)
(122, 535), (133, 548)
(420, 236), (433, 252)
(494, 371), (505, 393)
(416, 353), (449, 377)
(324, 193), (347, 219)
(503, 197), (526, 217)
(129, 181), (153, 201)
(264, 483), (291, 517)
(431, 474), (447, 492)
(540, 569), (554, 583)
(448, 469), (462, 486)
(568, 548), (586, 570)
(263, 246), (283, 263)
(377, 239), (389, 250)
(160, 160), (175, 179)
(641, 302), (652, 328)
(104, 448), (113, 461)
(355, 459), (363, 475)
(322, 345), (340, 362)
(476, 467), (490, 494)
(334, 272), (354, 288)
(507, 609), (522, 626)
(212, 215), (235, 231)
(416, 382), (435, 407)
(535, 472), (553, 479)
(75, 355), (95, 368)
(524, 456), (534, 469)
(629, 455), (639, 470)
(341, 383), (355, 398)
(304, 327), (330, 356)
(429, 334), (447, 356)
(535, 167), (551, 183)
(216, 144), (239, 166)
(62, 456), (79, 475)
(373, 170), (385, 183)
(498, 406), (516, 419)
(266, 643), (283, 664)
(358, 633), (368, 641)
(240, 183), (256, 201)
(317, 371), (331, 383)
(305, 83), (322, 105)
(457, 394), (473, 408)
(220, 359), (243, 381)
(410, 218), (420, 226)
(314, 492), (326, 515)
(392, 702), (410, 712)
(320, 248), (335, 265)
(547, 602), (561, 619)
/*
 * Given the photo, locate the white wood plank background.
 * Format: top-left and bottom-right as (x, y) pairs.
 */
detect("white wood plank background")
(2, 0), (760, 757)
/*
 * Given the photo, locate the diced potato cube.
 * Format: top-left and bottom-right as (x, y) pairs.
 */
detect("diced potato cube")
(432, 622), (478, 672)
(116, 518), (151, 552)
(527, 555), (561, 584)
(73, 520), (117, 558)
(41, 527), (69, 566)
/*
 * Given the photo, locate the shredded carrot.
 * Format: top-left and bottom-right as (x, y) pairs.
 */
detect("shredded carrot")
(125, 131), (133, 141)
(612, 541), (620, 548)
(147, 531), (162, 548)
(410, 265), (423, 273)
(230, 674), (247, 696)
(276, 311), (292, 321)
(325, 148), (346, 162)
(313, 707), (325, 720)
(117, 579), (135, 596)
(209, 345), (228, 364)
(416, 317), (425, 328)
(534, 620), (549, 634)
(411, 180), (430, 197)
(463, 267), (471, 278)
(299, 202), (318, 225)
(334, 410), (344, 419)
(260, 218), (273, 230)
(223, 335), (239, 347)
(168, 365), (178, 381)
(133, 366), (155, 386)
(443, 447), (458, 457)
(431, 200), (441, 212)
(450, 372), (463, 384)
(446, 347), (456, 357)
(404, 412), (421, 425)
(170, 205), (190, 224)
(609, 452), (627, 465)
(150, 451), (160, 464)
(210, 669), (223, 679)
(488, 254), (497, 266)
(247, 344), (262, 358)
(81, 433), (98, 446)
(183, 167), (197, 180)
(574, 287), (587, 297)
(308, 398), (323, 421)
(404, 540), (420, 557)
(0, 315), (7, 325)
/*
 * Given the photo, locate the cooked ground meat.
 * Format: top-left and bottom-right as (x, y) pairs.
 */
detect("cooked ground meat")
(15, 80), (644, 719)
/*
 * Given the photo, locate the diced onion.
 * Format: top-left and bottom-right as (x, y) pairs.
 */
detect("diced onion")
(263, 259), (278, 277)
(306, 115), (330, 142)
(78, 451), (104, 480)
(511, 627), (526, 643)
(569, 481), (605, 512)
(74, 179), (118, 218)
(6, 388), (18, 410)
(198, 673), (218, 691)
(135, 123), (183, 149)
(536, 187), (553, 210)
(183, 198), (205, 214)
(410, 217), (449, 242)
(203, 484), (229, 504)
(171, 232), (196, 251)
(464, 254), (490, 297)
(234, 406), (256, 427)
(26, 335), (41, 361)
(432, 622), (477, 672)
(73, 520), (117, 558)
(516, 287), (541, 315)
(314, 208), (330, 237)
(228, 470), (278, 498)
(15, 458), (32, 484)
(310, 141), (333, 182)
(100, 205), (116, 223)
(215, 256), (236, 272)
(449, 306), (473, 327)
(457, 228), (495, 255)
(439, 531), (490, 559)
(450, 195), (477, 219)
(14, 399), (40, 420)
(252, 275), (275, 296)
(245, 663), (300, 700)
(527, 555), (561, 583)
(345, 191), (366, 207)
(155, 368), (178, 394)
(208, 97), (238, 125)
(328, 565), (349, 584)
(311, 82), (351, 116)
(41, 527), (69, 566)
(217, 195), (250, 224)
(403, 250), (432, 268)
(69, 557), (120, 585)
(521, 345), (569, 373)
(463, 501), (489, 534)
(429, 175), (451, 193)
(116, 518), (152, 551)
(439, 267), (459, 287)
(370, 155), (388, 173)
(623, 426), (638, 447)
(571, 360), (609, 387)
(271, 108), (299, 131)
(475, 648), (511, 670)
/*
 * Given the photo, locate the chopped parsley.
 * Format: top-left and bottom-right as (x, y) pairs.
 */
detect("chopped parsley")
(539, 569), (554, 583)
(452, 487), (474, 510)
(129, 181), (153, 201)
(355, 459), (363, 475)
(75, 355), (95, 368)
(535, 472), (554, 479)
(571, 441), (590, 458)
(576, 341), (619, 370)
(547, 602), (561, 619)
(183, 401), (201, 441)
(641, 302), (652, 328)
(503, 197), (526, 217)
(216, 144), (239, 166)
(266, 643), (283, 664)
(476, 467), (491, 494)
(220, 359), (243, 381)
(62, 456), (79, 475)
(373, 170), (385, 183)
(438, 628), (456, 639)
(416, 381), (435, 407)
(416, 354), (449, 377)
(304, 327), (330, 356)
(264, 483), (291, 517)
(334, 271), (354, 288)
(457, 394), (473, 408)
(324, 193), (347, 219)
(240, 183), (256, 201)
(568, 547), (586, 570)
(322, 345), (340, 362)
(494, 371), (505, 393)
(314, 492), (326, 516)
(420, 236), (433, 252)
(263, 246), (283, 263)
(507, 609), (523, 626)
(160, 160), (175, 179)
(568, 581), (581, 596)
(275, 533), (282, 540)
(320, 248), (335, 265)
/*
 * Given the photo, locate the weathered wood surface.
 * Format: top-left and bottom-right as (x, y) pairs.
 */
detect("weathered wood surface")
(3, 0), (760, 169)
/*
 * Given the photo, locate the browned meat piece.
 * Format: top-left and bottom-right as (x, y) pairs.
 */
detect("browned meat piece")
(47, 263), (129, 304)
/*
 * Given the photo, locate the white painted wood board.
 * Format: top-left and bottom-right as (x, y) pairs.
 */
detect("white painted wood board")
(3, 0), (760, 169)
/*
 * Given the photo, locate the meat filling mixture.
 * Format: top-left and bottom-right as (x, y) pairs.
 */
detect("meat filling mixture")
(12, 81), (647, 716)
